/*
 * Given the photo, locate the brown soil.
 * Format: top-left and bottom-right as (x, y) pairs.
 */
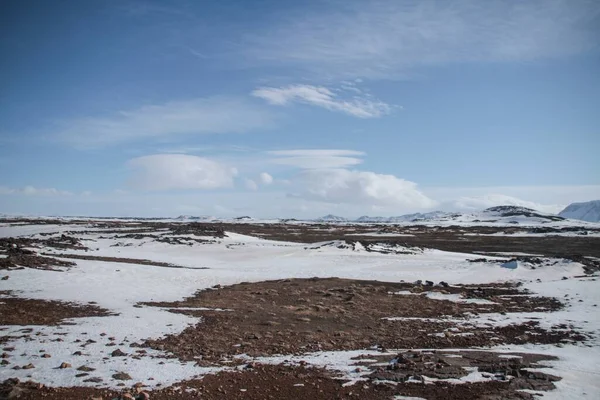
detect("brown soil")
(140, 278), (583, 363)
(0, 219), (595, 399)
(4, 218), (599, 266)
(0, 238), (75, 271)
(0, 294), (113, 325)
(41, 253), (207, 270)
(208, 222), (600, 260)
(0, 352), (562, 400)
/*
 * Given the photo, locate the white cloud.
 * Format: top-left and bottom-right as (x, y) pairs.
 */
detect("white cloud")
(244, 179), (258, 191)
(268, 150), (365, 157)
(259, 172), (273, 185)
(267, 149), (365, 169)
(56, 97), (274, 148)
(0, 186), (73, 196)
(271, 156), (363, 169)
(252, 84), (392, 118)
(290, 168), (437, 209)
(128, 154), (238, 191)
(244, 0), (600, 79)
(449, 194), (564, 214)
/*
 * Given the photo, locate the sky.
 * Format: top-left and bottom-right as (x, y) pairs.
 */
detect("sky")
(0, 0), (599, 218)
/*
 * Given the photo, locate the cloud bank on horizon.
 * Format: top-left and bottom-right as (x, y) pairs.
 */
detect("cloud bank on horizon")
(0, 0), (598, 217)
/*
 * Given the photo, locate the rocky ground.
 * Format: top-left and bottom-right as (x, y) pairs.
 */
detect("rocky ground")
(1, 218), (599, 399)
(0, 355), (563, 400)
(141, 278), (582, 362)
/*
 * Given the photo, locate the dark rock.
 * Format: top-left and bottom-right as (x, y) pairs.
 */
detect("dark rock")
(83, 377), (103, 383)
(112, 372), (132, 381)
(111, 348), (127, 357)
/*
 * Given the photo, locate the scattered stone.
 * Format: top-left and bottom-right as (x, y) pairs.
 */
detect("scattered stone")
(41, 353), (51, 358)
(77, 365), (96, 372)
(111, 348), (127, 357)
(83, 377), (103, 383)
(1, 275), (8, 280)
(59, 362), (71, 369)
(113, 372), (132, 381)
(22, 363), (35, 369)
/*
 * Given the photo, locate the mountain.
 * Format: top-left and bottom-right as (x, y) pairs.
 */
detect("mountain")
(175, 215), (217, 221)
(355, 211), (456, 223)
(316, 214), (349, 222)
(356, 215), (390, 223)
(482, 206), (564, 221)
(559, 200), (600, 222)
(316, 206), (575, 225)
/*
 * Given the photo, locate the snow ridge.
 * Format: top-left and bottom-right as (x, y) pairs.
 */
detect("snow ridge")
(559, 200), (600, 222)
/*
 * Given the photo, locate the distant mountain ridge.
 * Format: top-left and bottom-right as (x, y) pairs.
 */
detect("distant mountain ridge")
(559, 200), (600, 222)
(355, 211), (458, 223)
(316, 206), (573, 224)
(316, 214), (349, 222)
(482, 206), (564, 221)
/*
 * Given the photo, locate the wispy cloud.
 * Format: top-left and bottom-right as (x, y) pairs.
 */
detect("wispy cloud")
(128, 154), (238, 191)
(243, 0), (600, 79)
(267, 149), (365, 169)
(252, 84), (393, 118)
(0, 186), (73, 196)
(55, 97), (274, 148)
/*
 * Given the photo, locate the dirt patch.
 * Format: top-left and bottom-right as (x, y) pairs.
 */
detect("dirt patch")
(140, 278), (581, 363)
(43, 234), (88, 251)
(41, 253), (207, 270)
(0, 294), (113, 325)
(169, 223), (225, 238)
(0, 238), (75, 271)
(0, 355), (562, 400)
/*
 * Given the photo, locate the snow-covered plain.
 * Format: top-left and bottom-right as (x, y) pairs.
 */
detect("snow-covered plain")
(0, 221), (599, 399)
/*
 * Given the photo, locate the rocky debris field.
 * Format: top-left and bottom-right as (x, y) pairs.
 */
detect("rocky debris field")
(0, 352), (564, 400)
(0, 293), (113, 326)
(1, 217), (599, 399)
(141, 278), (583, 363)
(0, 238), (76, 271)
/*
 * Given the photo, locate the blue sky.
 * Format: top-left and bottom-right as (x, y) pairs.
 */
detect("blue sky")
(1, 0), (599, 218)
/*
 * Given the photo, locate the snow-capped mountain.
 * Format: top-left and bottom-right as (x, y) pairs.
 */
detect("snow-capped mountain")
(316, 214), (349, 222)
(355, 211), (457, 223)
(481, 206), (564, 222)
(559, 200), (600, 222)
(315, 205), (592, 226)
(175, 215), (218, 221)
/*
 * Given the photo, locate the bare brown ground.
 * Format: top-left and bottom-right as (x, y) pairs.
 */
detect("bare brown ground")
(40, 253), (206, 270)
(0, 351), (562, 400)
(0, 238), (76, 271)
(0, 293), (113, 325)
(0, 219), (595, 399)
(140, 278), (584, 363)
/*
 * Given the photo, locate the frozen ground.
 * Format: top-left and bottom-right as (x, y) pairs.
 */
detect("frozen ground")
(0, 219), (599, 399)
